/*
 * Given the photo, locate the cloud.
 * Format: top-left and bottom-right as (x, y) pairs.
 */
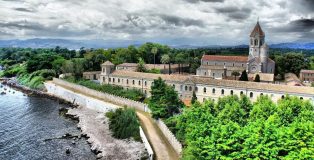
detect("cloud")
(0, 0), (313, 45)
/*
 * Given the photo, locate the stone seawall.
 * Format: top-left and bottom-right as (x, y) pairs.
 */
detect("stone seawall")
(45, 82), (118, 113)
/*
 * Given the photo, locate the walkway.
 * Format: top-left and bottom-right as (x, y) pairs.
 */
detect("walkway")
(49, 81), (179, 160)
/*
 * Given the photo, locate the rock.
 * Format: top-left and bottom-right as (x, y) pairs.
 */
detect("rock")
(96, 153), (103, 159)
(72, 141), (76, 145)
(66, 148), (71, 154)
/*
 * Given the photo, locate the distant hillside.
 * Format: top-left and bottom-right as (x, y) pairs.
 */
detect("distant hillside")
(0, 39), (313, 50)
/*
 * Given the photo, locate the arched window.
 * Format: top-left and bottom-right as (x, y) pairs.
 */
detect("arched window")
(185, 86), (188, 91)
(300, 97), (303, 100)
(138, 81), (141, 85)
(144, 90), (147, 94)
(251, 39), (253, 45)
(281, 95), (285, 99)
(118, 78), (120, 83)
(195, 87), (198, 92)
(126, 79), (129, 84)
(132, 80), (135, 85)
(221, 89), (224, 95)
(250, 92), (253, 98)
(172, 84), (175, 88)
(145, 81), (147, 86)
(230, 90), (234, 95)
(109, 78), (111, 82)
(260, 93), (263, 96)
(203, 88), (207, 93)
(255, 39), (258, 46)
(212, 88), (215, 94)
(113, 78), (115, 83)
(240, 91), (243, 95)
(189, 86), (192, 91)
(233, 63), (234, 67)
(204, 72), (207, 76)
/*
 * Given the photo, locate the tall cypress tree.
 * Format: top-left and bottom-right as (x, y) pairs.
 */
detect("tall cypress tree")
(239, 70), (249, 81)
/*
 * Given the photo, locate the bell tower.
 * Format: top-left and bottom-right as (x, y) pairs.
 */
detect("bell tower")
(249, 20), (265, 60)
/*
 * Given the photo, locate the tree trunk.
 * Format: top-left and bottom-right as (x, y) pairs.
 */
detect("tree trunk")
(168, 63), (171, 75)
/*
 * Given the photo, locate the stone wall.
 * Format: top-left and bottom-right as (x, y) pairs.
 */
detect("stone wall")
(156, 119), (182, 156)
(52, 78), (151, 113)
(139, 127), (154, 160)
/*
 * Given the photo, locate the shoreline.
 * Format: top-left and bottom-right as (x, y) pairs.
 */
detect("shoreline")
(2, 79), (148, 160)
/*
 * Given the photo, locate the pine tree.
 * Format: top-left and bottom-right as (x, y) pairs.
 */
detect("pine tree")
(254, 74), (261, 82)
(239, 70), (249, 81)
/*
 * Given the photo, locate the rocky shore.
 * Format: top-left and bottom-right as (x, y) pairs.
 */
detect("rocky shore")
(1, 78), (148, 160)
(67, 107), (148, 160)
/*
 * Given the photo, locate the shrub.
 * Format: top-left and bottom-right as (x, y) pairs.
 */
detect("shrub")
(106, 108), (141, 141)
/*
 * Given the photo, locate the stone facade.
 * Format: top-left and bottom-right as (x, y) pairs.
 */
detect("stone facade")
(99, 62), (314, 104)
(196, 21), (275, 81)
(300, 70), (314, 83)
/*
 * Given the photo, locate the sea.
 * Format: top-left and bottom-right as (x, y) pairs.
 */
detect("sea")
(0, 85), (96, 160)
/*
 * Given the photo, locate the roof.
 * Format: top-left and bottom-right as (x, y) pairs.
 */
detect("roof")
(198, 65), (246, 71)
(248, 73), (274, 82)
(250, 22), (265, 37)
(202, 55), (248, 62)
(83, 71), (101, 75)
(109, 70), (314, 95)
(102, 61), (114, 66)
(300, 70), (314, 74)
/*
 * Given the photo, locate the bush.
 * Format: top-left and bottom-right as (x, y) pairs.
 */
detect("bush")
(106, 108), (141, 141)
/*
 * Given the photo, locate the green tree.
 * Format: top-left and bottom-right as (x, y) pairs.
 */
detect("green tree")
(254, 74), (261, 82)
(191, 91), (197, 104)
(175, 53), (185, 74)
(161, 54), (171, 74)
(136, 58), (147, 72)
(149, 77), (183, 119)
(151, 47), (158, 67)
(239, 70), (248, 81)
(231, 71), (240, 80)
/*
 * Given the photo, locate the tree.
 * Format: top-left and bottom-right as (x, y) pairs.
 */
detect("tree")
(254, 74), (261, 82)
(72, 58), (85, 79)
(239, 70), (248, 81)
(151, 47), (158, 67)
(175, 53), (185, 74)
(161, 54), (171, 74)
(149, 77), (183, 119)
(231, 71), (240, 80)
(191, 91), (197, 104)
(136, 58), (147, 72)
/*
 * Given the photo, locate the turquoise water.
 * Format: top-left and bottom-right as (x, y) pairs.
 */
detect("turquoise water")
(0, 85), (96, 160)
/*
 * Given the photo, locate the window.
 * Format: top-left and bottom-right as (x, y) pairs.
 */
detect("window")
(138, 81), (141, 85)
(144, 90), (147, 94)
(145, 81), (147, 86)
(103, 77), (105, 82)
(203, 88), (207, 93)
(221, 89), (224, 95)
(224, 63), (226, 66)
(281, 95), (285, 99)
(132, 80), (135, 85)
(195, 87), (198, 92)
(213, 73), (215, 77)
(242, 64), (244, 67)
(250, 92), (253, 98)
(204, 72), (207, 76)
(118, 78), (120, 83)
(300, 97), (303, 100)
(185, 86), (188, 91)
(240, 91), (243, 95)
(212, 88), (215, 94)
(113, 78), (115, 83)
(230, 90), (234, 95)
(172, 84), (175, 88)
(180, 85), (183, 91)
(109, 78), (111, 82)
(189, 86), (192, 91)
(127, 79), (129, 84)
(260, 93), (263, 96)
(233, 63), (234, 67)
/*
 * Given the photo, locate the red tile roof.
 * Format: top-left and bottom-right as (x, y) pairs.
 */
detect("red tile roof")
(202, 55), (248, 62)
(250, 22), (265, 37)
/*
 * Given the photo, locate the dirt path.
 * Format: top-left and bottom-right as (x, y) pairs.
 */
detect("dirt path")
(49, 81), (179, 160)
(136, 111), (179, 160)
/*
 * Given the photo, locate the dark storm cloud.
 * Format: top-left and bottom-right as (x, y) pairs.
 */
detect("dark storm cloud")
(300, 0), (314, 11)
(215, 7), (252, 20)
(184, 0), (224, 3)
(14, 8), (35, 13)
(273, 18), (314, 33)
(159, 15), (205, 27)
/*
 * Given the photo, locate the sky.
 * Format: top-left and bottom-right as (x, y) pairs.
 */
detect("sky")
(0, 0), (313, 46)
